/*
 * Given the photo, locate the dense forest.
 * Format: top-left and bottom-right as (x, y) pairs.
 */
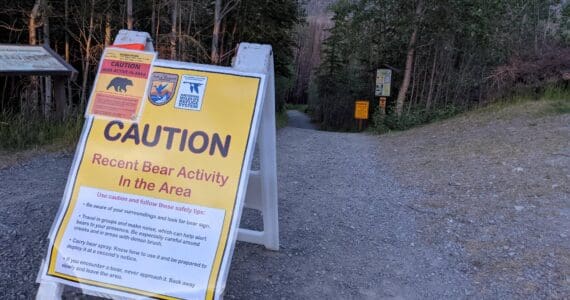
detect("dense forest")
(0, 0), (302, 148)
(0, 0), (569, 148)
(312, 0), (570, 130)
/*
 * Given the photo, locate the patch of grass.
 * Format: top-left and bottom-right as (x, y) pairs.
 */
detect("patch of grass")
(376, 86), (569, 134)
(479, 86), (570, 118)
(286, 103), (308, 112)
(544, 98), (570, 114)
(276, 110), (288, 129)
(542, 85), (570, 101)
(0, 112), (84, 150)
(372, 105), (461, 133)
(540, 86), (570, 115)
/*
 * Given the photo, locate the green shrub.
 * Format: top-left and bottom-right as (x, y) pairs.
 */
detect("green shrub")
(372, 105), (460, 133)
(0, 113), (84, 150)
(276, 110), (289, 129)
(285, 103), (308, 112)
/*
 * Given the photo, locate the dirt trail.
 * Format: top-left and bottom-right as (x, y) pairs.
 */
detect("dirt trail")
(286, 109), (318, 130)
(227, 127), (470, 299)
(0, 102), (568, 299)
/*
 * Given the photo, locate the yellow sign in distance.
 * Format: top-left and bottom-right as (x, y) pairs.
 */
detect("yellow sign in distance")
(44, 64), (264, 299)
(354, 100), (370, 120)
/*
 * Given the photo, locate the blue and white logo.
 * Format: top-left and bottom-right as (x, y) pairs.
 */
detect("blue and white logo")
(175, 75), (208, 111)
(188, 82), (202, 94)
(148, 72), (178, 106)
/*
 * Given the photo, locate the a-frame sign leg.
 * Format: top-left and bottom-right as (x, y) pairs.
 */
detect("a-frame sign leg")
(233, 43), (279, 251)
(36, 280), (63, 300)
(257, 52), (279, 250)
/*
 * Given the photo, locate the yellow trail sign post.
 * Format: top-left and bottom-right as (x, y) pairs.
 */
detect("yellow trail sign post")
(354, 100), (369, 130)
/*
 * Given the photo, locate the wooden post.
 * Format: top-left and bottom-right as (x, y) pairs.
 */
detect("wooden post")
(354, 100), (369, 131)
(379, 97), (387, 115)
(54, 76), (67, 120)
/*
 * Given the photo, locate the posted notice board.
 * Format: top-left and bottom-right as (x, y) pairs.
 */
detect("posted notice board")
(375, 69), (392, 97)
(86, 48), (156, 121)
(40, 60), (265, 299)
(0, 44), (69, 72)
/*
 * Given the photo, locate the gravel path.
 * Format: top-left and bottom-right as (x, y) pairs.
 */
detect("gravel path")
(227, 127), (471, 299)
(0, 124), (470, 299)
(286, 110), (317, 130)
(0, 152), (72, 298)
(0, 105), (567, 299)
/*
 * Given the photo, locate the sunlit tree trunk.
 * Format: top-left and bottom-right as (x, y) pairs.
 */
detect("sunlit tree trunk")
(27, 0), (41, 116)
(127, 0), (134, 30)
(64, 0), (71, 117)
(43, 0), (52, 119)
(105, 12), (112, 47)
(396, 0), (423, 117)
(29, 1), (40, 45)
(80, 0), (95, 109)
(170, 0), (177, 60)
(211, 0), (222, 64)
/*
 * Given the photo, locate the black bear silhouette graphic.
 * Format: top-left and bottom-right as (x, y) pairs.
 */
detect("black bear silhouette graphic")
(106, 77), (133, 93)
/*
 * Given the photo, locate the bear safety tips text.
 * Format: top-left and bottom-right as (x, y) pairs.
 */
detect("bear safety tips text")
(86, 48), (156, 121)
(52, 187), (225, 300)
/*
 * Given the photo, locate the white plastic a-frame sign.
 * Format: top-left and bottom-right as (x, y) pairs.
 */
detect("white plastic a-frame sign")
(36, 30), (279, 300)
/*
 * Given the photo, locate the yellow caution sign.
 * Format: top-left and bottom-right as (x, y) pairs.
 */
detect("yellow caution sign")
(43, 62), (265, 299)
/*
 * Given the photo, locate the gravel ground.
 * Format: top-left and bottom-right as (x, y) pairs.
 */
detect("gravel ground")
(378, 100), (569, 299)
(0, 101), (567, 299)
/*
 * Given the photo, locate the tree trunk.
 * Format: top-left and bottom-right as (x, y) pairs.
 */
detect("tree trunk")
(127, 0), (134, 30)
(425, 49), (437, 111)
(64, 0), (69, 63)
(178, 4), (182, 60)
(395, 0), (423, 117)
(151, 0), (156, 42)
(219, 20), (227, 63)
(29, 1), (40, 45)
(80, 0), (95, 109)
(155, 1), (161, 41)
(43, 0), (52, 119)
(27, 0), (41, 116)
(105, 12), (112, 47)
(65, 0), (71, 118)
(542, 5), (551, 45)
(211, 0), (222, 64)
(170, 0), (177, 60)
(408, 51), (419, 114)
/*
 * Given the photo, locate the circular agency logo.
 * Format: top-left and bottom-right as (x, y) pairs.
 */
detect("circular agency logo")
(147, 72), (179, 106)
